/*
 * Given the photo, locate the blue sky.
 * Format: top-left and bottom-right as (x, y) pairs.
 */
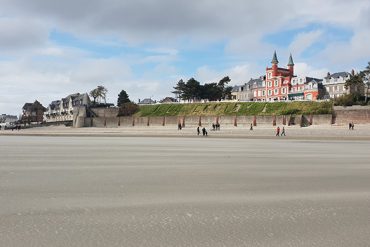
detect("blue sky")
(1, 0), (370, 115)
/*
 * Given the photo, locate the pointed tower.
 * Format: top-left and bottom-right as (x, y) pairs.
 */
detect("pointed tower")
(271, 51), (279, 76)
(287, 53), (294, 76)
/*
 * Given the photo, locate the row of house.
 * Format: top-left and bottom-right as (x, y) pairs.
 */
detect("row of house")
(231, 52), (356, 102)
(44, 93), (90, 122)
(20, 94), (177, 125)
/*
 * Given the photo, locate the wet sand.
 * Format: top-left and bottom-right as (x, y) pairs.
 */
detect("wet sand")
(1, 135), (370, 246)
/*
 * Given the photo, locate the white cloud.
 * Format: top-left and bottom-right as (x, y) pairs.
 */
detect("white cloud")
(294, 62), (329, 78)
(289, 30), (323, 56)
(0, 17), (49, 52)
(315, 30), (370, 71)
(1, 0), (370, 114)
(195, 64), (259, 85)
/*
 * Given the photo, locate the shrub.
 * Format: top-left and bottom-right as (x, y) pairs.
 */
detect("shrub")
(118, 102), (139, 116)
(333, 93), (366, 106)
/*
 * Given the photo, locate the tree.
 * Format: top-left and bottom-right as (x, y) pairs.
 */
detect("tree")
(117, 90), (130, 107)
(218, 76), (231, 100)
(173, 76), (232, 102)
(172, 78), (201, 101)
(172, 79), (186, 100)
(364, 61), (370, 75)
(345, 74), (364, 96)
(201, 83), (220, 101)
(184, 78), (201, 101)
(90, 85), (108, 104)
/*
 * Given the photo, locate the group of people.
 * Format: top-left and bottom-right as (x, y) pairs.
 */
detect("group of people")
(197, 126), (208, 136)
(276, 126), (286, 136)
(349, 122), (355, 130)
(212, 123), (220, 131)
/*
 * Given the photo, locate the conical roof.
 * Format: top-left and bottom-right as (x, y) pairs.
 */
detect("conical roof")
(271, 51), (279, 64)
(288, 53), (294, 66)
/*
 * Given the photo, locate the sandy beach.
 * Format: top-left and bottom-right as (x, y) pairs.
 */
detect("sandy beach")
(1, 133), (370, 246)
(1, 123), (370, 140)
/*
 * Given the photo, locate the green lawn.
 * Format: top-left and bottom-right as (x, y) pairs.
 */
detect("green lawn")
(136, 101), (333, 117)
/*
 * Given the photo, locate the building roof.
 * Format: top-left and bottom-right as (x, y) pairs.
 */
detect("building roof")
(271, 51), (279, 64)
(231, 85), (240, 92)
(325, 72), (351, 79)
(22, 100), (46, 112)
(62, 93), (80, 103)
(139, 98), (156, 104)
(247, 77), (264, 88)
(49, 100), (61, 110)
(305, 77), (323, 83)
(287, 54), (294, 66)
(160, 97), (177, 103)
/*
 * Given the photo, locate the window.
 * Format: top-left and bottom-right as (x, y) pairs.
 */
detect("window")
(262, 90), (266, 96)
(268, 73), (272, 79)
(274, 89), (278, 95)
(282, 88), (286, 94)
(268, 81), (272, 87)
(268, 90), (272, 96)
(274, 80), (278, 86)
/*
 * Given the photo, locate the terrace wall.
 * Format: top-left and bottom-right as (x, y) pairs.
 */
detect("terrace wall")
(73, 106), (370, 128)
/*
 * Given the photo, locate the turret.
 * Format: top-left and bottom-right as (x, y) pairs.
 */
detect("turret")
(271, 51), (279, 76)
(287, 53), (294, 76)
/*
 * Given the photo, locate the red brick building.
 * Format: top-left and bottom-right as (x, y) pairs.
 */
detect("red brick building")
(264, 51), (294, 101)
(233, 52), (324, 102)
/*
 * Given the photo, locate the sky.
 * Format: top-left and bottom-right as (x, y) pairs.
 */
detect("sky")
(1, 0), (370, 115)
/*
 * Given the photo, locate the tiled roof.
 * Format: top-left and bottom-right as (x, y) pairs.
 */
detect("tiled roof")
(325, 72), (351, 79)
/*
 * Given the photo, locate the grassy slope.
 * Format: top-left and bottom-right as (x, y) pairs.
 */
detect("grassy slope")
(136, 101), (333, 117)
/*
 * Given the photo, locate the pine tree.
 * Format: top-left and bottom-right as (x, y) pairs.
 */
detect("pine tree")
(117, 90), (130, 107)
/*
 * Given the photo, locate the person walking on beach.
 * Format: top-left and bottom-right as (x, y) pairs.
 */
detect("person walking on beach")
(349, 122), (352, 130)
(197, 126), (200, 135)
(276, 126), (280, 136)
(281, 127), (286, 136)
(250, 123), (253, 130)
(202, 127), (207, 136)
(351, 122), (354, 130)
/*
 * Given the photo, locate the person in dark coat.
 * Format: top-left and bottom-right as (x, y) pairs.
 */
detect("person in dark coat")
(281, 127), (286, 136)
(197, 126), (200, 135)
(202, 127), (207, 136)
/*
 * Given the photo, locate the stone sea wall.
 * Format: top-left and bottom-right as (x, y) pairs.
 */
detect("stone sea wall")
(334, 106), (370, 125)
(73, 106), (337, 128)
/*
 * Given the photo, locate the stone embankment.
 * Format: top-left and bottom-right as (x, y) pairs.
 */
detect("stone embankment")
(73, 105), (370, 128)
